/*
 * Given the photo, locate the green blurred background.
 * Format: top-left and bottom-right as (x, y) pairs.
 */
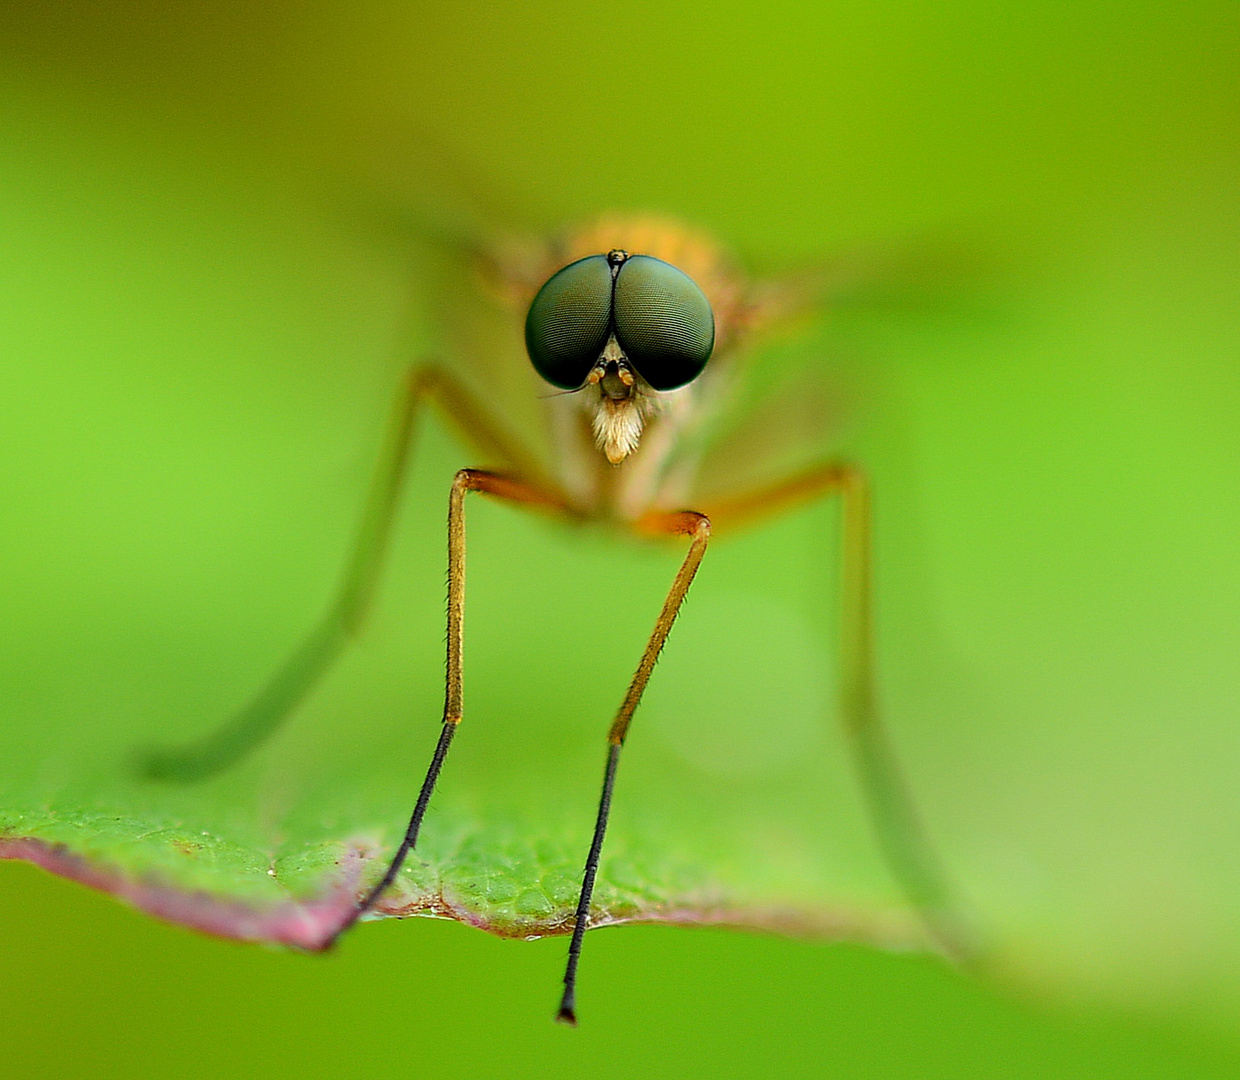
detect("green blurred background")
(2, 1), (1240, 1076)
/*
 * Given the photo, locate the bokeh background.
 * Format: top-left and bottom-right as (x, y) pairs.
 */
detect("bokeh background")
(2, 2), (1240, 1076)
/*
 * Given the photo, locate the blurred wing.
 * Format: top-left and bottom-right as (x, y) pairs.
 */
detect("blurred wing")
(677, 234), (1003, 508)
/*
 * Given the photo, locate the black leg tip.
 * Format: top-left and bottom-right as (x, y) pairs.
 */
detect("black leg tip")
(134, 746), (198, 784)
(134, 740), (235, 784)
(555, 1005), (577, 1027)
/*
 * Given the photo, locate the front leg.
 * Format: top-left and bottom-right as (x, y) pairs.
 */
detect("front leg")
(332, 468), (572, 939)
(558, 509), (712, 1025)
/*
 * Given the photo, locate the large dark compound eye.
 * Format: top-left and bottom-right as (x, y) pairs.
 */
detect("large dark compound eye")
(613, 255), (714, 391)
(524, 255), (614, 389)
(524, 252), (715, 392)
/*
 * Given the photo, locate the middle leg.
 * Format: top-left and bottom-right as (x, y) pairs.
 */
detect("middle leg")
(705, 464), (973, 960)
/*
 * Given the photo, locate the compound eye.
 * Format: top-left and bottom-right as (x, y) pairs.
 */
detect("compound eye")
(524, 255), (614, 389)
(612, 255), (715, 391)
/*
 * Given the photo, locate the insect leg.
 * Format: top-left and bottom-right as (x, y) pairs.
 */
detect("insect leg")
(558, 510), (711, 1026)
(706, 465), (974, 961)
(142, 368), (554, 782)
(333, 468), (571, 937)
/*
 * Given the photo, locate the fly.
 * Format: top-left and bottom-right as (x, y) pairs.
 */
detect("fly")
(143, 216), (969, 1024)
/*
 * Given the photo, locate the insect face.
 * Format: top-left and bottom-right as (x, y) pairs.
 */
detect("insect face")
(524, 250), (715, 464)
